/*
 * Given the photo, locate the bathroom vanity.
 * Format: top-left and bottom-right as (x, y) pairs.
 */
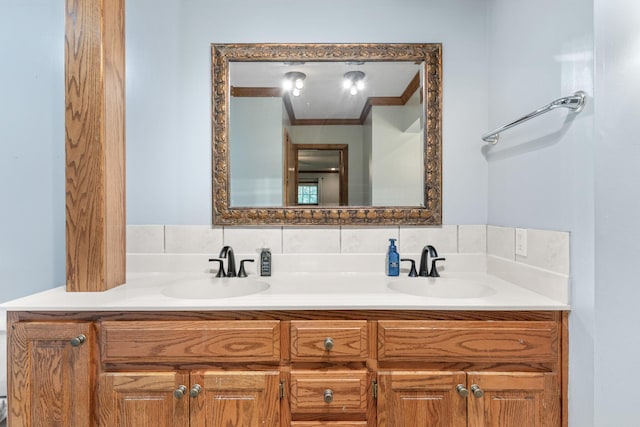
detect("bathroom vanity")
(5, 272), (568, 426)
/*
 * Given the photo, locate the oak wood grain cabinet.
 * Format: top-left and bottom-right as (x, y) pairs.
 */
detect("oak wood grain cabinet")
(97, 370), (280, 426)
(8, 322), (93, 427)
(98, 371), (189, 426)
(98, 320), (282, 427)
(376, 320), (563, 427)
(290, 320), (373, 425)
(377, 371), (558, 427)
(7, 310), (566, 426)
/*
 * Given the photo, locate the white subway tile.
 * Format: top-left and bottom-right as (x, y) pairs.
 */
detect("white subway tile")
(398, 225), (458, 253)
(126, 225), (164, 253)
(487, 225), (515, 260)
(516, 229), (570, 274)
(222, 227), (282, 254)
(458, 225), (487, 253)
(127, 254), (215, 274)
(165, 225), (223, 253)
(341, 227), (399, 253)
(283, 227), (341, 253)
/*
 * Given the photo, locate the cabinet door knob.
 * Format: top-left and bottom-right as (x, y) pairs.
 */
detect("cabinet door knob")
(456, 384), (469, 397)
(324, 337), (334, 351)
(470, 384), (484, 398)
(174, 385), (187, 399)
(70, 334), (86, 347)
(323, 389), (334, 403)
(190, 384), (202, 398)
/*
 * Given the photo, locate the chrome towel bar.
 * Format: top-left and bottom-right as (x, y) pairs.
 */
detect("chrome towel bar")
(481, 91), (587, 145)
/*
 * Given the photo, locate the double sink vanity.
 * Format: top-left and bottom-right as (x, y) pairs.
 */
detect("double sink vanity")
(4, 251), (568, 426)
(7, 32), (568, 426)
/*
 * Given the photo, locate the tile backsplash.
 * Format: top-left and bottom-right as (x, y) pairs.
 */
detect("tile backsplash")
(487, 225), (569, 275)
(127, 224), (568, 273)
(127, 224), (570, 304)
(127, 225), (479, 255)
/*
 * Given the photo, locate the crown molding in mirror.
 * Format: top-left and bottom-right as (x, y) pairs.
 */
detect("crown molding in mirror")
(212, 43), (442, 225)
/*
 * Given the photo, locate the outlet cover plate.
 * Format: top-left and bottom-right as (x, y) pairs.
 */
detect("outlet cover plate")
(515, 228), (527, 257)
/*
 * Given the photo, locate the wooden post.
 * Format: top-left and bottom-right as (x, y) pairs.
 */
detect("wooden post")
(65, 0), (126, 291)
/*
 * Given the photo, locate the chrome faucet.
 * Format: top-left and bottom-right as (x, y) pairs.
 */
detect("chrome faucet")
(418, 245), (446, 277)
(219, 246), (237, 277)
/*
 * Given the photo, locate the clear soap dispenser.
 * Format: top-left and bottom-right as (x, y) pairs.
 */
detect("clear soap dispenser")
(386, 238), (400, 276)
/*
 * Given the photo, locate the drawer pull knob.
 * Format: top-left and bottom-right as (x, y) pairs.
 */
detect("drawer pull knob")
(324, 337), (334, 351)
(174, 385), (187, 399)
(190, 384), (202, 398)
(471, 384), (484, 398)
(324, 389), (334, 403)
(70, 334), (86, 347)
(456, 384), (469, 397)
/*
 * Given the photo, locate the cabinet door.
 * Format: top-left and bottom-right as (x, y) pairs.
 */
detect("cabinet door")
(191, 371), (280, 427)
(467, 372), (559, 427)
(377, 371), (467, 427)
(98, 371), (189, 426)
(9, 322), (92, 427)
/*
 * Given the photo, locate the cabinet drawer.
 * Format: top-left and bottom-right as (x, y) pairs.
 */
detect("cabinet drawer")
(378, 320), (557, 364)
(291, 423), (368, 427)
(290, 370), (368, 415)
(100, 320), (280, 363)
(291, 321), (368, 361)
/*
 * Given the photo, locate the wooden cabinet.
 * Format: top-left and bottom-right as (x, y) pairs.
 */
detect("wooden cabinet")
(98, 321), (282, 427)
(98, 370), (280, 427)
(7, 311), (566, 427)
(290, 320), (368, 361)
(377, 320), (557, 364)
(377, 372), (467, 427)
(290, 370), (369, 417)
(377, 371), (558, 427)
(192, 371), (281, 427)
(100, 320), (281, 363)
(290, 321), (372, 425)
(467, 372), (559, 427)
(376, 319), (562, 427)
(8, 322), (93, 427)
(98, 371), (189, 426)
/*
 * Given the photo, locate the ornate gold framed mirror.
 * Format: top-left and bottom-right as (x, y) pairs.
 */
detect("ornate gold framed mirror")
(212, 43), (442, 225)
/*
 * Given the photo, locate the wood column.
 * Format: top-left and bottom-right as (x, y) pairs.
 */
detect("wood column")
(65, 0), (126, 292)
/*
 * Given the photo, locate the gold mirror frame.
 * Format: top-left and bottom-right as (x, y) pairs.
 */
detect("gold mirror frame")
(212, 43), (442, 225)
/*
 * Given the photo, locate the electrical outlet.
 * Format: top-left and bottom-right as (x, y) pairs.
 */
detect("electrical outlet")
(515, 228), (527, 257)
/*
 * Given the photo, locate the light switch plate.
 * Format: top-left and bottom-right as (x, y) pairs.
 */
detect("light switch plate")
(515, 228), (527, 257)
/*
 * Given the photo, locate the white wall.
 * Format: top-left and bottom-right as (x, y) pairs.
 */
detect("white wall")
(370, 105), (423, 206)
(125, 0), (489, 225)
(486, 1), (595, 425)
(0, 1), (65, 302)
(229, 97), (283, 206)
(593, 1), (640, 424)
(363, 112), (373, 205)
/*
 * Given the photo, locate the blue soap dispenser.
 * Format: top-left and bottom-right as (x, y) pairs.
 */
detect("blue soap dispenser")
(386, 238), (400, 276)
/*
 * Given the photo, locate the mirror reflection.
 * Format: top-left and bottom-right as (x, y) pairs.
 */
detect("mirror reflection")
(229, 61), (425, 207)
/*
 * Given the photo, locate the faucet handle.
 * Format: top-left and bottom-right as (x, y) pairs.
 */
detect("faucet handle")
(429, 257), (446, 277)
(209, 258), (226, 277)
(400, 258), (418, 277)
(238, 259), (255, 278)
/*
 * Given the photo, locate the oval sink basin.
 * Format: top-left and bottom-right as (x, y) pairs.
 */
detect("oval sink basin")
(162, 277), (269, 300)
(387, 278), (497, 299)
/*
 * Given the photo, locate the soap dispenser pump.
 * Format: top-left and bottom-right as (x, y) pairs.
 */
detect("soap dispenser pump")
(386, 238), (400, 276)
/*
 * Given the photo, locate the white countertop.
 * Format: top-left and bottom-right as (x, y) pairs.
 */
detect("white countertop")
(1, 271), (569, 311)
